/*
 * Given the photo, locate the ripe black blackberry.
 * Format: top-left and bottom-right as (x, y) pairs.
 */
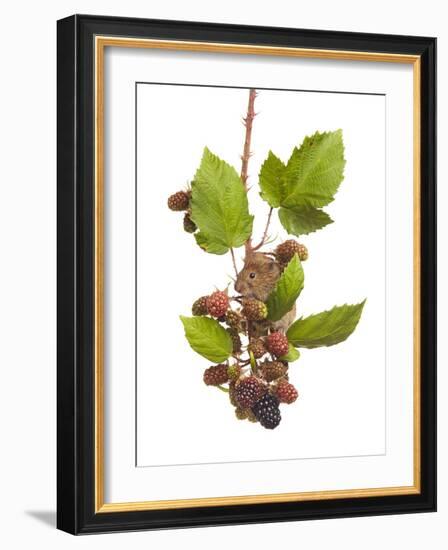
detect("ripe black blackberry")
(252, 394), (281, 429)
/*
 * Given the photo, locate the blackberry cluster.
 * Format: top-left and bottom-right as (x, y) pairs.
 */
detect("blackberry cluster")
(186, 282), (302, 430)
(188, 285), (301, 430)
(177, 226), (307, 430)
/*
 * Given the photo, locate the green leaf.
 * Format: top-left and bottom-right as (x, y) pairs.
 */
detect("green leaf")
(278, 205), (333, 236)
(266, 255), (304, 322)
(258, 151), (286, 208)
(279, 343), (301, 363)
(282, 130), (346, 209)
(180, 316), (233, 362)
(194, 232), (229, 255)
(286, 300), (366, 349)
(190, 148), (254, 254)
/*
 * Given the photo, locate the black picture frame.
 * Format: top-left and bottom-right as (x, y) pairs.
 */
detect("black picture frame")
(57, 14), (436, 535)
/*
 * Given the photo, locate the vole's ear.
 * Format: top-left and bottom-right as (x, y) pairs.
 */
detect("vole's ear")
(266, 259), (281, 276)
(243, 249), (256, 263)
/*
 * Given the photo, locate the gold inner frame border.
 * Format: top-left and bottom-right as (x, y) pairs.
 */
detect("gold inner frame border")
(94, 36), (421, 513)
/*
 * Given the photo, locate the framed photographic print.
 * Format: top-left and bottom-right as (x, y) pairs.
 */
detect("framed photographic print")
(57, 14), (436, 534)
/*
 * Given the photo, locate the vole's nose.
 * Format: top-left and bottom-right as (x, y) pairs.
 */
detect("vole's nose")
(235, 279), (244, 295)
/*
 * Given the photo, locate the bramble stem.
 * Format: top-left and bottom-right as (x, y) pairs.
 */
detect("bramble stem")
(253, 207), (273, 251)
(240, 89), (257, 190)
(240, 89), (257, 254)
(230, 248), (239, 279)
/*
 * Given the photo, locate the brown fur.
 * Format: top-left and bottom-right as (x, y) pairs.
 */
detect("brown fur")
(235, 253), (281, 301)
(235, 253), (296, 333)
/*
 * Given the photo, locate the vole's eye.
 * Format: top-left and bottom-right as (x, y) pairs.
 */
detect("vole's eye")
(249, 272), (256, 279)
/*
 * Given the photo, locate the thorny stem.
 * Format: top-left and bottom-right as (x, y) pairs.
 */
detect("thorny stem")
(240, 89), (257, 255)
(253, 207), (273, 251)
(228, 90), (261, 347)
(240, 89), (257, 189)
(230, 248), (239, 279)
(227, 89), (257, 281)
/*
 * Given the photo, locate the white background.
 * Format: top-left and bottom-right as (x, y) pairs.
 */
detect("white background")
(0, 1), (444, 549)
(136, 85), (387, 466)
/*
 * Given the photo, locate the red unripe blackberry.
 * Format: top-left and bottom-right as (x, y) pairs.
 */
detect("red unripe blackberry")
(275, 240), (308, 263)
(248, 338), (266, 359)
(275, 380), (298, 404)
(242, 298), (268, 321)
(167, 190), (191, 211)
(206, 291), (229, 318)
(234, 376), (264, 409)
(192, 296), (208, 316)
(260, 360), (288, 382)
(266, 332), (289, 357)
(252, 394), (281, 429)
(183, 213), (197, 233)
(203, 364), (229, 386)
